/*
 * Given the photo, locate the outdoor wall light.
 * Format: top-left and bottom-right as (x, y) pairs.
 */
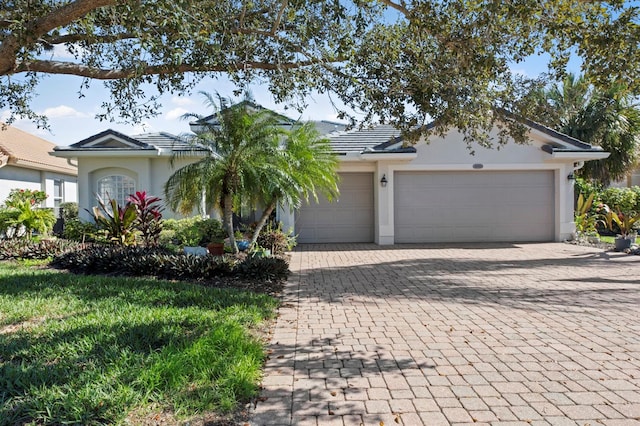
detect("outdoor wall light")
(380, 174), (388, 187)
(567, 173), (575, 181)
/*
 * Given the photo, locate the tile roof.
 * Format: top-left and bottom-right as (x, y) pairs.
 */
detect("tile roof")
(131, 132), (192, 150)
(312, 120), (348, 136)
(327, 124), (401, 153)
(0, 125), (77, 175)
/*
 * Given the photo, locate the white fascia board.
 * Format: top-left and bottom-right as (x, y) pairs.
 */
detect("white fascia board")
(51, 150), (158, 158)
(359, 152), (417, 161)
(545, 151), (610, 162)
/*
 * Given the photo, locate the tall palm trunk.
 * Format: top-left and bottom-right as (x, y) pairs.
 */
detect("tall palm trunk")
(249, 199), (277, 248)
(222, 192), (238, 253)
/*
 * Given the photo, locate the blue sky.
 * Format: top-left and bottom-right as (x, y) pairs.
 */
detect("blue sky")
(5, 51), (573, 146)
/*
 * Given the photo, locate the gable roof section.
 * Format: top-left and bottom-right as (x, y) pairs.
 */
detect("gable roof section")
(54, 130), (195, 157)
(70, 129), (152, 149)
(0, 125), (77, 175)
(191, 100), (296, 128)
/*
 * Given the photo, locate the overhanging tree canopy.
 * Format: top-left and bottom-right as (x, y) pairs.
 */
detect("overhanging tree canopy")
(1, 0), (639, 145)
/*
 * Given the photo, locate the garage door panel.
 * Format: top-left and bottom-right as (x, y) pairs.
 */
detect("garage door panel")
(296, 173), (374, 243)
(394, 171), (554, 243)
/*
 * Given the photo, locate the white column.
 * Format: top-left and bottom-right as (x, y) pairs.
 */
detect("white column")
(376, 163), (394, 245)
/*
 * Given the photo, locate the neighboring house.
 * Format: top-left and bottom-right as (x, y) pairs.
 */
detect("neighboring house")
(610, 167), (640, 188)
(52, 110), (608, 245)
(0, 125), (77, 214)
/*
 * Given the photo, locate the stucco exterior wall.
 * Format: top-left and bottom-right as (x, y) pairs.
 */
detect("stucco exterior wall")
(281, 127), (579, 244)
(0, 166), (41, 203)
(76, 155), (200, 221)
(0, 166), (76, 208)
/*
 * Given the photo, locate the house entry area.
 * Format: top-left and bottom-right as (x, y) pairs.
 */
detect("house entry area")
(295, 172), (374, 243)
(394, 170), (555, 243)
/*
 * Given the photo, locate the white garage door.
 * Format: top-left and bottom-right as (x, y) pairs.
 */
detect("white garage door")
(296, 172), (374, 243)
(394, 171), (555, 243)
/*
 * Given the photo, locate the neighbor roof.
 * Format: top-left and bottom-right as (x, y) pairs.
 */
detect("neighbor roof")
(0, 125), (77, 175)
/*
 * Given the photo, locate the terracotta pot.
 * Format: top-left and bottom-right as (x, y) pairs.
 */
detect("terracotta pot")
(207, 242), (225, 256)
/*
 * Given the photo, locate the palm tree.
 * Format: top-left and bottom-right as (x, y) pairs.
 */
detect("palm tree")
(164, 92), (283, 253)
(164, 92), (340, 253)
(248, 122), (339, 247)
(532, 74), (640, 185)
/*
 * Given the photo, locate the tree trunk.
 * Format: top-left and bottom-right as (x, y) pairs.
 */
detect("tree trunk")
(249, 200), (277, 248)
(222, 193), (238, 254)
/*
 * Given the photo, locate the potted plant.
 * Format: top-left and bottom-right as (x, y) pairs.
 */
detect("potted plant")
(189, 218), (225, 256)
(206, 228), (227, 256)
(601, 206), (640, 251)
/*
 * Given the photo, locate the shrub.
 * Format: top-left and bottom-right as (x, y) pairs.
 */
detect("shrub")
(0, 188), (56, 239)
(236, 256), (290, 281)
(50, 246), (289, 282)
(600, 187), (638, 214)
(160, 217), (225, 247)
(0, 239), (83, 260)
(62, 218), (100, 242)
(256, 223), (296, 255)
(59, 202), (79, 221)
(127, 191), (164, 246)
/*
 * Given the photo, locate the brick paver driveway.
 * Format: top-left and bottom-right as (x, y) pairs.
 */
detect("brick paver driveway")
(250, 243), (640, 426)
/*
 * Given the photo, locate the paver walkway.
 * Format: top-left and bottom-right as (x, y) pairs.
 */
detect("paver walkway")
(250, 243), (640, 426)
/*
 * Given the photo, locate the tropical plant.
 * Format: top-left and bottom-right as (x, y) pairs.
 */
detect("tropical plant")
(600, 205), (640, 238)
(164, 92), (285, 253)
(0, 189), (55, 239)
(127, 191), (164, 247)
(255, 222), (297, 255)
(91, 194), (138, 245)
(531, 74), (640, 185)
(574, 193), (598, 235)
(247, 122), (339, 247)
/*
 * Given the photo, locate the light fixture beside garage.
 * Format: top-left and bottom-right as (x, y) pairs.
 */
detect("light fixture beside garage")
(567, 173), (575, 181)
(380, 174), (388, 187)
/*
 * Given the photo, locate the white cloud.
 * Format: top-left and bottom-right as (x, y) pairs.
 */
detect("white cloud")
(510, 67), (529, 77)
(165, 107), (189, 120)
(42, 105), (89, 119)
(171, 96), (195, 107)
(51, 44), (79, 59)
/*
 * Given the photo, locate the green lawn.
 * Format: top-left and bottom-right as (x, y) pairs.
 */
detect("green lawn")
(0, 260), (278, 425)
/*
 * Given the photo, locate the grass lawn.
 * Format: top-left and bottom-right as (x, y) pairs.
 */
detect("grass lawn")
(0, 260), (278, 425)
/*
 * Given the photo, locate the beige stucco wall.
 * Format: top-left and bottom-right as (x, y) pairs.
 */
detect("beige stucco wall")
(0, 165), (76, 208)
(279, 127), (579, 244)
(77, 155), (199, 221)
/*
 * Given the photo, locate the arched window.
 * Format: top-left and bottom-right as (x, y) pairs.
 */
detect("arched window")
(97, 175), (135, 207)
